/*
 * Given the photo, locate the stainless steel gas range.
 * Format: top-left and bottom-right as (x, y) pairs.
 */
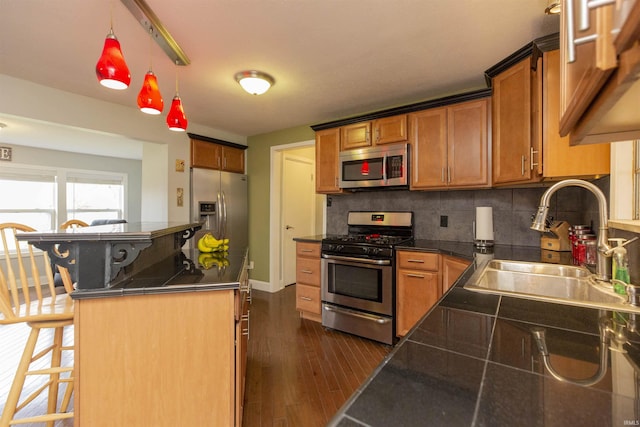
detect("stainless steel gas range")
(321, 211), (414, 345)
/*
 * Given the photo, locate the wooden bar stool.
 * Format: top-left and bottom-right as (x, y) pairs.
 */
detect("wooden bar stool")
(58, 220), (88, 230)
(0, 223), (74, 427)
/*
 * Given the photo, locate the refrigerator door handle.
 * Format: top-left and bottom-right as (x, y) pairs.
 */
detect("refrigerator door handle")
(216, 191), (223, 236)
(221, 191), (228, 238)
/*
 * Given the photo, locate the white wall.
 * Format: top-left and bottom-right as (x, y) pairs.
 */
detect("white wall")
(0, 75), (247, 222)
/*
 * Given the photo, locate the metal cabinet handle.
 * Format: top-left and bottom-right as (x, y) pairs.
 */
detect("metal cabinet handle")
(301, 269), (313, 274)
(300, 249), (313, 252)
(447, 166), (451, 183)
(407, 259), (425, 263)
(566, 0), (615, 63)
(407, 273), (425, 278)
(530, 146), (539, 171)
(441, 168), (445, 183)
(300, 296), (313, 301)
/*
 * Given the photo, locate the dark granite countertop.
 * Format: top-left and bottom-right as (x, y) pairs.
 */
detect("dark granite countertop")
(329, 242), (640, 427)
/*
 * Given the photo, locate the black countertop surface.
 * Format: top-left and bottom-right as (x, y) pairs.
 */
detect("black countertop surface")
(328, 240), (640, 427)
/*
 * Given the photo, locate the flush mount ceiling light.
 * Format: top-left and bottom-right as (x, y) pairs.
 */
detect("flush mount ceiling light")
(95, 4), (131, 91)
(234, 70), (275, 95)
(545, 0), (561, 14)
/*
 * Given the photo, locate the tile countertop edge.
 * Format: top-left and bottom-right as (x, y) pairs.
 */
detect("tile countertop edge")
(327, 241), (639, 426)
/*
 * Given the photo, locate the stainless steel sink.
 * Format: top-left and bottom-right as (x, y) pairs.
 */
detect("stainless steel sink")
(485, 260), (591, 278)
(464, 259), (636, 313)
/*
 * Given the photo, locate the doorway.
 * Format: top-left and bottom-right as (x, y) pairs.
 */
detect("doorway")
(269, 141), (325, 292)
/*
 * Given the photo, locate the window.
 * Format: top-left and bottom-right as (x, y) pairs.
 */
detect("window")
(67, 173), (124, 224)
(0, 163), (126, 230)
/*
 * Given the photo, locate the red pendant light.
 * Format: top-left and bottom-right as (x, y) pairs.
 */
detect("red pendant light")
(137, 70), (163, 114)
(166, 95), (188, 131)
(137, 29), (163, 115)
(166, 63), (188, 131)
(96, 28), (131, 90)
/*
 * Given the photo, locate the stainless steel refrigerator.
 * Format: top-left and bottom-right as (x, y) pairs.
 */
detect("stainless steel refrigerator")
(190, 168), (248, 249)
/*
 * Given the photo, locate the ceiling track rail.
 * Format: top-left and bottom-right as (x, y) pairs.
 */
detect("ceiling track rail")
(120, 0), (191, 66)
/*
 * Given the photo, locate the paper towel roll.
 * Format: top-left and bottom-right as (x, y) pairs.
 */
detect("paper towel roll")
(475, 207), (494, 241)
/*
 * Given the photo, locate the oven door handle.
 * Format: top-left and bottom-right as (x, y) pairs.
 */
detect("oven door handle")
(323, 304), (391, 325)
(322, 254), (391, 266)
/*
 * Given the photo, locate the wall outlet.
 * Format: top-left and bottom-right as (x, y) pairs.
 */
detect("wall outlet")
(248, 261), (254, 270)
(175, 159), (185, 172)
(440, 215), (448, 227)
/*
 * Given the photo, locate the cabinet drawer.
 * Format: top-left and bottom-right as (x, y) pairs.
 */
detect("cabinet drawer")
(296, 257), (321, 286)
(296, 284), (321, 314)
(397, 251), (439, 271)
(296, 242), (321, 258)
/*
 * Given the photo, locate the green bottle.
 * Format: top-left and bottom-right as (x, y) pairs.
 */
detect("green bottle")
(610, 238), (630, 295)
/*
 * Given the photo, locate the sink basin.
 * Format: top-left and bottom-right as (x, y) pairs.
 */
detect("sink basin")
(464, 259), (636, 313)
(485, 260), (591, 278)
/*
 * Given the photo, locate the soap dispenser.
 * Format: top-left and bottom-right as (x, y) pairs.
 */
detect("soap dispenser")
(609, 238), (630, 295)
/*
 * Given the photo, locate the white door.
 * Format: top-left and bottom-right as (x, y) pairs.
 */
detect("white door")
(282, 154), (315, 286)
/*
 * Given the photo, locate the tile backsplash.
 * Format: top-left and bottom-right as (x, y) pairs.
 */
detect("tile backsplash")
(326, 177), (610, 247)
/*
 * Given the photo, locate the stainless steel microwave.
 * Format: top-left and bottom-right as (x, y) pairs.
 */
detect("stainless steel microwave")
(338, 143), (409, 189)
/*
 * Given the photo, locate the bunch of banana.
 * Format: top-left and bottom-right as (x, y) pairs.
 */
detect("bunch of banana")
(198, 252), (230, 269)
(197, 233), (229, 253)
(197, 233), (230, 270)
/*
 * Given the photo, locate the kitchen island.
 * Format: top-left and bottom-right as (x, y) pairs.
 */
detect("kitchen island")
(17, 222), (251, 427)
(329, 241), (640, 426)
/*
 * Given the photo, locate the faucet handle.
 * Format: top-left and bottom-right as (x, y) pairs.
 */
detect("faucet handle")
(612, 279), (640, 307)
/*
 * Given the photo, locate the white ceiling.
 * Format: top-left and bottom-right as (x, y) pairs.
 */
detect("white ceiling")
(0, 0), (559, 157)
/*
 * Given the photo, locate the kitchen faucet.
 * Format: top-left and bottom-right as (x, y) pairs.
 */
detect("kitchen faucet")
(531, 179), (612, 281)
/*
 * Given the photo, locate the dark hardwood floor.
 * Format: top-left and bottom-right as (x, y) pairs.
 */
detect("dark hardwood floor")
(242, 285), (391, 427)
(0, 285), (390, 426)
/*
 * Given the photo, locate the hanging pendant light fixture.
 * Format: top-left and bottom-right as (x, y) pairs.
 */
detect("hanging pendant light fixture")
(96, 4), (131, 90)
(166, 62), (188, 131)
(137, 28), (163, 114)
(234, 70), (275, 95)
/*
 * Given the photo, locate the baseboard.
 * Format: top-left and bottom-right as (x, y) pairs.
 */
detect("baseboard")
(250, 279), (281, 293)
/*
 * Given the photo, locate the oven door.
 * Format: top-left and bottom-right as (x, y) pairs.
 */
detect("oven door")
(321, 255), (393, 316)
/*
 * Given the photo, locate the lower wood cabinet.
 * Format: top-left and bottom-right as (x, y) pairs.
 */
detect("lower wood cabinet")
(295, 241), (322, 322)
(396, 251), (470, 337)
(442, 255), (471, 294)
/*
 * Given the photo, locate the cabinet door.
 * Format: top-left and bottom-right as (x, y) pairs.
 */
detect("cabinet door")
(191, 139), (221, 170)
(396, 269), (440, 337)
(221, 146), (245, 173)
(559, 0), (617, 137)
(409, 108), (448, 190)
(441, 255), (470, 294)
(341, 121), (372, 150)
(541, 50), (610, 177)
(315, 128), (342, 194)
(374, 115), (408, 145)
(492, 58), (534, 185)
(448, 99), (490, 188)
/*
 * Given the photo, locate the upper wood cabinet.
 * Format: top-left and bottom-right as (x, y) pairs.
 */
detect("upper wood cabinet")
(374, 115), (408, 145)
(341, 121), (372, 150)
(559, 0), (617, 138)
(190, 138), (245, 174)
(340, 115), (408, 150)
(315, 128), (343, 194)
(560, 0), (640, 145)
(538, 50), (610, 177)
(489, 35), (610, 186)
(491, 57), (536, 185)
(410, 98), (490, 190)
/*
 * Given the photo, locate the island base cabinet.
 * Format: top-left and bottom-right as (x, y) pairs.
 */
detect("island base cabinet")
(75, 290), (236, 427)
